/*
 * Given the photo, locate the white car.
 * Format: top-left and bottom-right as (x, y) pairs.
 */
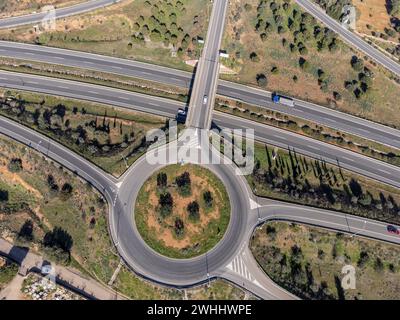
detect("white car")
(203, 95), (208, 104)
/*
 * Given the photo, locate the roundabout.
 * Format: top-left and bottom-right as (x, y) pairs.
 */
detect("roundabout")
(109, 130), (254, 286)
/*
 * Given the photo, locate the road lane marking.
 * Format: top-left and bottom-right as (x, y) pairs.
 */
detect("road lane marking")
(342, 156), (355, 162)
(273, 134), (287, 141)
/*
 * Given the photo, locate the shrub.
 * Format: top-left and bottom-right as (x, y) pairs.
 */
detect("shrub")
(157, 172), (168, 188)
(203, 191), (214, 208)
(8, 158), (23, 173)
(187, 201), (200, 221)
(176, 172), (191, 196)
(43, 227), (73, 253)
(256, 73), (268, 87)
(159, 192), (173, 217)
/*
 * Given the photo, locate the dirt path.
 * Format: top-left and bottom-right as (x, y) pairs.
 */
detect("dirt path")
(0, 274), (25, 300)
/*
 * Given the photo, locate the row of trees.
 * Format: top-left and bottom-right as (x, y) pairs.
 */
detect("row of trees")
(252, 145), (400, 223)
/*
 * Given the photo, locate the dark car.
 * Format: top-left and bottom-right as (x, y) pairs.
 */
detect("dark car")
(387, 225), (400, 235)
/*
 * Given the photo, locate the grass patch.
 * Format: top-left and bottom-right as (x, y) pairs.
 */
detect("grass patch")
(135, 164), (231, 259)
(0, 258), (18, 290)
(186, 280), (252, 300)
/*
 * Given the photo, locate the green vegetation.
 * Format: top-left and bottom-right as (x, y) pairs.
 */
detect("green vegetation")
(0, 259), (18, 290)
(222, 0), (400, 128)
(186, 280), (252, 300)
(314, 0), (351, 21)
(389, 0), (400, 16)
(114, 268), (250, 300)
(135, 164), (231, 259)
(0, 0), (83, 18)
(0, 0), (210, 70)
(113, 266), (183, 299)
(251, 221), (400, 299)
(0, 90), (168, 177)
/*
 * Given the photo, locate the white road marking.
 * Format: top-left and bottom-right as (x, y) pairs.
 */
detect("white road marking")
(273, 134), (287, 141)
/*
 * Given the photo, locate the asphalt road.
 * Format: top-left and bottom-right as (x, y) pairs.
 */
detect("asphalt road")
(1, 71), (400, 190)
(186, 0), (228, 129)
(1, 41), (399, 149)
(256, 198), (400, 245)
(295, 0), (400, 77)
(0, 0), (118, 29)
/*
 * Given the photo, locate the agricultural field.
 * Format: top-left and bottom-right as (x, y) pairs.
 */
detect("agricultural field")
(0, 0), (211, 70)
(251, 221), (400, 299)
(0, 0), (85, 18)
(221, 0), (400, 128)
(0, 90), (168, 177)
(239, 142), (400, 224)
(135, 164), (231, 259)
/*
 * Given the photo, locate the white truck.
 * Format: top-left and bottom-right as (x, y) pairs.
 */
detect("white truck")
(272, 93), (295, 107)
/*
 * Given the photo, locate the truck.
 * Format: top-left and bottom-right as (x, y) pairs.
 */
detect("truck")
(271, 93), (295, 107)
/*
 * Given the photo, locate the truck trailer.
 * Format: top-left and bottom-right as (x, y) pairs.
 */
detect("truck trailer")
(271, 93), (295, 107)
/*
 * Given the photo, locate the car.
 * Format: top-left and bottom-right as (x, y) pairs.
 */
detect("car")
(176, 108), (187, 123)
(203, 95), (208, 104)
(387, 225), (400, 235)
(177, 108), (186, 116)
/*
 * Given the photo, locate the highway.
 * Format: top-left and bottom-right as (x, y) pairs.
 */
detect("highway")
(1, 41), (399, 149)
(186, 0), (228, 129)
(295, 0), (400, 77)
(1, 71), (400, 189)
(0, 0), (118, 29)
